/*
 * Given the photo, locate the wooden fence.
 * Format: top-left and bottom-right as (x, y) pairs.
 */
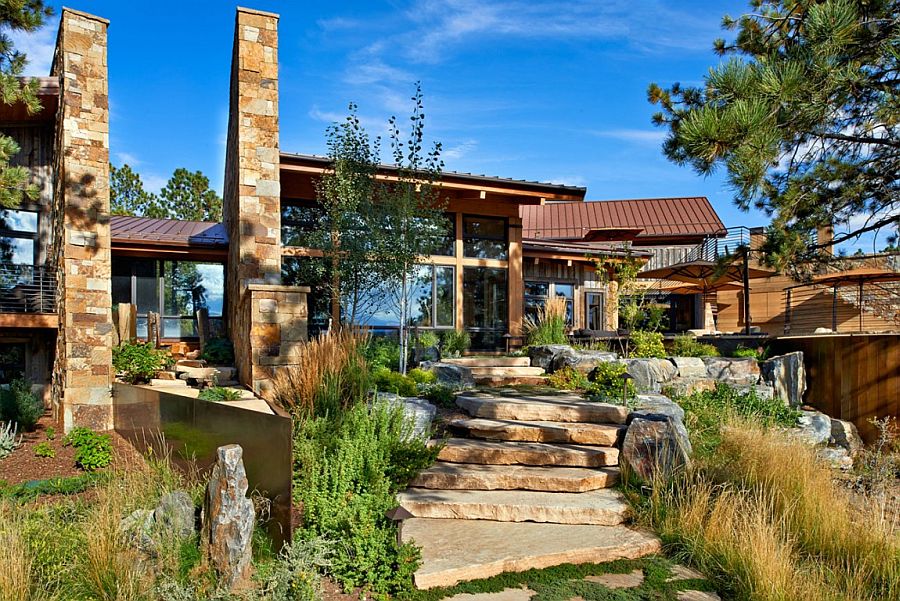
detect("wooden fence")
(771, 333), (900, 442)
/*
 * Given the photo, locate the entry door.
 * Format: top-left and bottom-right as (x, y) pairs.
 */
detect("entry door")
(585, 292), (605, 331)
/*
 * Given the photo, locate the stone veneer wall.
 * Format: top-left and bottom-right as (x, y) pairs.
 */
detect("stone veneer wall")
(50, 9), (115, 431)
(223, 8), (310, 394)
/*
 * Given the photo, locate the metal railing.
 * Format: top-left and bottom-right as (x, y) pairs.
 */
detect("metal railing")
(682, 226), (752, 264)
(0, 263), (57, 314)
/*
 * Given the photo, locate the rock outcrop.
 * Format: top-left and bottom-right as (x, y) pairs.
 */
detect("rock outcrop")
(527, 345), (573, 371)
(624, 358), (677, 393)
(425, 362), (476, 390)
(621, 416), (692, 483)
(550, 348), (618, 373)
(760, 352), (806, 407)
(701, 357), (761, 386)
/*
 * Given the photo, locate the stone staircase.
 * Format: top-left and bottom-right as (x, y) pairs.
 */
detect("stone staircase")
(397, 390), (661, 589)
(442, 356), (548, 387)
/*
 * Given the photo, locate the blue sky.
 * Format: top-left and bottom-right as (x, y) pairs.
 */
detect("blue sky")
(15, 1), (778, 234)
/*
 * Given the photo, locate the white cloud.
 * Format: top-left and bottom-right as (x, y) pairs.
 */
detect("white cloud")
(114, 152), (142, 166)
(591, 129), (667, 145)
(7, 16), (59, 76)
(443, 139), (478, 161)
(142, 173), (168, 195)
(546, 175), (588, 187)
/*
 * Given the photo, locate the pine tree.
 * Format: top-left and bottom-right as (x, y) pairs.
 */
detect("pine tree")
(110, 163), (158, 216)
(157, 168), (222, 222)
(649, 0), (899, 265)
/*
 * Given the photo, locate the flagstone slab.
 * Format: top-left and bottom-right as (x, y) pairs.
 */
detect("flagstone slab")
(410, 463), (618, 492)
(397, 487), (630, 525)
(400, 518), (661, 589)
(585, 569), (644, 589)
(451, 418), (623, 445)
(436, 438), (619, 467)
(456, 393), (629, 424)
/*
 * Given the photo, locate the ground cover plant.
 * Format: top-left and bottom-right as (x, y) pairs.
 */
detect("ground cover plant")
(197, 386), (243, 402)
(586, 361), (635, 404)
(628, 330), (665, 358)
(64, 427), (113, 472)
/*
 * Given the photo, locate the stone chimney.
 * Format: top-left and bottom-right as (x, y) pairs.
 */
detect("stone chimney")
(50, 9), (115, 431)
(817, 224), (834, 256)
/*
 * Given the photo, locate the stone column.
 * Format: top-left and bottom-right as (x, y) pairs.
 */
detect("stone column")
(50, 9), (115, 431)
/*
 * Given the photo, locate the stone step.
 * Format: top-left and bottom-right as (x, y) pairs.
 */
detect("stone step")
(468, 366), (545, 377)
(149, 378), (188, 388)
(400, 518), (662, 589)
(474, 375), (549, 387)
(436, 438), (619, 467)
(451, 418), (623, 446)
(397, 487), (630, 525)
(443, 357), (532, 368)
(457, 393), (629, 424)
(411, 463), (619, 492)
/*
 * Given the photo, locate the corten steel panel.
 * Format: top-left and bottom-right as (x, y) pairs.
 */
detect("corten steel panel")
(113, 383), (293, 547)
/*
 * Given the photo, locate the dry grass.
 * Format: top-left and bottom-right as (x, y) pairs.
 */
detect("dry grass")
(0, 503), (36, 601)
(523, 295), (568, 346)
(268, 329), (370, 417)
(640, 418), (900, 601)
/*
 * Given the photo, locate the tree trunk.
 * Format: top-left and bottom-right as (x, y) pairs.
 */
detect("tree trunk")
(399, 271), (408, 375)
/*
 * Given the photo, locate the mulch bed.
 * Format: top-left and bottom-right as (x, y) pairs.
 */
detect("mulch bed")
(0, 414), (144, 486)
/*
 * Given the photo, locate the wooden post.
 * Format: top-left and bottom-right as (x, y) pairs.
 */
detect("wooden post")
(196, 307), (211, 351)
(742, 248), (752, 335)
(832, 284), (838, 331)
(147, 311), (160, 348)
(118, 303), (137, 343)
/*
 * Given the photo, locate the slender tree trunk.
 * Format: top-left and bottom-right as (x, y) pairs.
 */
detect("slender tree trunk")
(399, 268), (408, 375)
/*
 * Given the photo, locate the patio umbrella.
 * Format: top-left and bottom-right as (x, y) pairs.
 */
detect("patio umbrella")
(657, 281), (744, 295)
(811, 268), (900, 331)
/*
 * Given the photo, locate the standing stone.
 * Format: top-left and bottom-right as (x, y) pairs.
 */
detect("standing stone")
(621, 417), (692, 483)
(203, 445), (255, 590)
(760, 352), (806, 407)
(630, 394), (685, 423)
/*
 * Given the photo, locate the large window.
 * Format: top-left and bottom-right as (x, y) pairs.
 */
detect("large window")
(0, 343), (26, 384)
(281, 202), (323, 248)
(112, 259), (225, 339)
(430, 213), (456, 257)
(282, 256), (331, 336)
(464, 266), (508, 349)
(463, 215), (507, 260)
(363, 264), (455, 329)
(0, 210), (37, 265)
(585, 292), (606, 331)
(524, 280), (574, 325)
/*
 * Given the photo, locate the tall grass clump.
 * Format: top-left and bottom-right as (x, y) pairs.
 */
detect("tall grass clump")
(0, 502), (34, 601)
(524, 295), (568, 346)
(269, 329), (370, 417)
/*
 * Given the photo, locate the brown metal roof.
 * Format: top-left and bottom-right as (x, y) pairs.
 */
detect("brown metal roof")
(110, 215), (228, 247)
(524, 238), (651, 260)
(521, 197), (726, 241)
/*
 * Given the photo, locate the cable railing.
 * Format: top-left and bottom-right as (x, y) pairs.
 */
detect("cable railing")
(0, 263), (57, 314)
(681, 226), (753, 264)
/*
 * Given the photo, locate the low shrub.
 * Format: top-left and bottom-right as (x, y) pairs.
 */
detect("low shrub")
(441, 329), (471, 357)
(587, 361), (634, 403)
(364, 336), (402, 371)
(198, 337), (234, 365)
(373, 367), (418, 397)
(731, 344), (767, 360)
(293, 402), (439, 596)
(629, 330), (665, 358)
(407, 368), (436, 385)
(418, 383), (455, 408)
(416, 330), (440, 349)
(670, 335), (719, 357)
(112, 341), (172, 384)
(547, 366), (589, 390)
(0, 379), (43, 431)
(45, 426), (55, 440)
(197, 386), (243, 402)
(64, 427), (112, 472)
(0, 421), (21, 459)
(269, 330), (371, 418)
(524, 296), (568, 346)
(33, 441), (54, 458)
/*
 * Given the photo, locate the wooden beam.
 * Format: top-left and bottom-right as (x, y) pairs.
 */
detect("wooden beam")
(0, 313), (58, 328)
(508, 217), (524, 336)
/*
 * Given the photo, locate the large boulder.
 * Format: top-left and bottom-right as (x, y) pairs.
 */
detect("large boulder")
(550, 348), (618, 373)
(830, 418), (864, 456)
(702, 357), (761, 386)
(670, 357), (707, 379)
(202, 445), (255, 590)
(760, 352), (806, 408)
(425, 362), (475, 390)
(630, 394), (685, 423)
(625, 358), (677, 393)
(622, 416), (692, 483)
(376, 392), (437, 440)
(733, 383), (775, 401)
(155, 491), (196, 539)
(663, 378), (717, 397)
(790, 411), (832, 446)
(120, 490), (197, 554)
(527, 345), (573, 371)
(817, 447), (854, 471)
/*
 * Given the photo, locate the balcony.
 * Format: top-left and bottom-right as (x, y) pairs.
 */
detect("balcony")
(0, 264), (57, 327)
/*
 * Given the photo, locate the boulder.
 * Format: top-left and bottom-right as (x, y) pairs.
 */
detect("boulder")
(760, 352), (806, 407)
(663, 378), (717, 397)
(624, 358), (677, 393)
(527, 345), (573, 371)
(155, 491), (196, 539)
(733, 383), (775, 401)
(415, 345), (440, 365)
(630, 394), (685, 423)
(830, 418), (864, 456)
(550, 348), (618, 373)
(202, 445), (255, 590)
(790, 411), (832, 446)
(120, 508), (155, 552)
(621, 417), (692, 483)
(376, 392), (437, 440)
(817, 446), (854, 471)
(702, 357), (761, 386)
(426, 362), (475, 390)
(670, 357), (707, 379)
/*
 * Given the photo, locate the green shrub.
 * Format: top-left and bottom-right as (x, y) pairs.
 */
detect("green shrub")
(364, 337), (402, 371)
(293, 402), (439, 596)
(372, 367), (417, 397)
(197, 386), (243, 402)
(441, 329), (471, 357)
(418, 383), (455, 408)
(45, 426), (55, 440)
(407, 368), (436, 385)
(0, 378), (43, 431)
(587, 361), (635, 403)
(199, 337), (234, 365)
(34, 441), (55, 458)
(64, 427), (112, 472)
(112, 341), (172, 384)
(731, 345), (767, 360)
(524, 296), (568, 346)
(670, 334), (719, 357)
(547, 367), (589, 390)
(416, 330), (440, 349)
(629, 330), (665, 358)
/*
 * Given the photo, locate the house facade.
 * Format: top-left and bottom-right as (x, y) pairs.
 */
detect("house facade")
(0, 6), (736, 431)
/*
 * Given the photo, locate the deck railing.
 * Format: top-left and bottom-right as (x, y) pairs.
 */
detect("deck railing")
(0, 263), (57, 314)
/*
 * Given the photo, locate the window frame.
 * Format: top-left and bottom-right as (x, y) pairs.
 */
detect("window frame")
(524, 279), (576, 326)
(280, 199), (324, 249)
(0, 209), (38, 265)
(585, 291), (606, 331)
(462, 214), (508, 260)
